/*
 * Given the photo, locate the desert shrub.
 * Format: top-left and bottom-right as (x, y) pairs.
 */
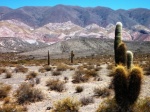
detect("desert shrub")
(107, 64), (113, 70)
(56, 63), (70, 71)
(72, 71), (89, 83)
(94, 87), (111, 98)
(52, 97), (81, 112)
(96, 98), (118, 112)
(14, 65), (28, 73)
(52, 71), (61, 76)
(46, 79), (65, 92)
(84, 69), (98, 77)
(35, 77), (40, 84)
(14, 83), (44, 104)
(64, 76), (69, 83)
(133, 97), (150, 112)
(5, 72), (12, 78)
(80, 97), (94, 106)
(0, 67), (7, 74)
(0, 103), (27, 112)
(25, 71), (38, 80)
(75, 86), (83, 93)
(44, 65), (52, 71)
(38, 67), (46, 73)
(0, 83), (11, 100)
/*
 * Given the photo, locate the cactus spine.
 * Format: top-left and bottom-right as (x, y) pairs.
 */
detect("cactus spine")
(70, 51), (74, 63)
(114, 22), (127, 66)
(48, 50), (50, 65)
(127, 51), (133, 69)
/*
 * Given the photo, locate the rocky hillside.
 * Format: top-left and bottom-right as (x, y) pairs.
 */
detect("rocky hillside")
(0, 5), (150, 53)
(22, 38), (150, 59)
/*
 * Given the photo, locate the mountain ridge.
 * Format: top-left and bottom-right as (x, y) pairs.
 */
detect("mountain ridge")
(0, 5), (150, 28)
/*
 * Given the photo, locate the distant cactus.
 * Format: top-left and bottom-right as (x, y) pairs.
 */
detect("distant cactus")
(48, 50), (50, 65)
(70, 51), (74, 63)
(114, 22), (123, 65)
(127, 51), (133, 69)
(113, 65), (143, 111)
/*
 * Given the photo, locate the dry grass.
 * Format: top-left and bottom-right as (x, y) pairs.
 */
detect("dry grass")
(52, 97), (81, 112)
(38, 65), (52, 73)
(52, 71), (61, 76)
(46, 79), (65, 92)
(0, 83), (11, 100)
(133, 97), (150, 112)
(14, 82), (44, 104)
(94, 87), (111, 98)
(0, 103), (27, 112)
(0, 67), (7, 74)
(72, 71), (89, 83)
(14, 65), (28, 73)
(56, 63), (70, 71)
(25, 71), (38, 80)
(80, 96), (94, 106)
(96, 98), (118, 112)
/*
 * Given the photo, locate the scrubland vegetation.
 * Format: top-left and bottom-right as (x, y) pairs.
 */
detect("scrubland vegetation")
(0, 22), (150, 112)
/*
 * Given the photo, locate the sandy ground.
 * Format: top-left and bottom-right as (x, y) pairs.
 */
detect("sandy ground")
(0, 63), (150, 112)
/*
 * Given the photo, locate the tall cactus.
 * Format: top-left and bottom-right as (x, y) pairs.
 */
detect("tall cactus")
(113, 65), (143, 111)
(48, 50), (50, 65)
(113, 65), (128, 111)
(128, 66), (143, 105)
(127, 51), (133, 69)
(114, 22), (122, 65)
(113, 22), (143, 111)
(117, 42), (127, 66)
(70, 51), (74, 63)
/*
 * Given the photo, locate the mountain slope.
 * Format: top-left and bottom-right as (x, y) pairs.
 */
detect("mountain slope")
(1, 5), (150, 28)
(22, 38), (150, 59)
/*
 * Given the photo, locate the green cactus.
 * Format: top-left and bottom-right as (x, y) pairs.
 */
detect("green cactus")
(113, 65), (143, 111)
(70, 51), (74, 63)
(116, 42), (127, 66)
(127, 51), (133, 69)
(114, 22), (122, 65)
(48, 50), (50, 65)
(113, 65), (128, 111)
(128, 66), (143, 106)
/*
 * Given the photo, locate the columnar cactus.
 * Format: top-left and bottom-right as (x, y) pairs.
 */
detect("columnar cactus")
(113, 65), (143, 111)
(113, 65), (128, 111)
(113, 22), (143, 111)
(128, 66), (143, 105)
(116, 42), (127, 66)
(48, 50), (50, 65)
(70, 51), (74, 63)
(127, 51), (133, 69)
(114, 22), (123, 65)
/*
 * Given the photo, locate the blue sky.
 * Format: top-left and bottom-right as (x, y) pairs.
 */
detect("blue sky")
(0, 0), (150, 10)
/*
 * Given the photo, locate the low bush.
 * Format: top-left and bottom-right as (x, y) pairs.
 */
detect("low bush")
(25, 71), (38, 80)
(14, 82), (44, 104)
(46, 79), (65, 92)
(75, 86), (84, 93)
(14, 65), (28, 73)
(0, 83), (11, 100)
(80, 97), (94, 106)
(94, 87), (111, 98)
(52, 97), (80, 112)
